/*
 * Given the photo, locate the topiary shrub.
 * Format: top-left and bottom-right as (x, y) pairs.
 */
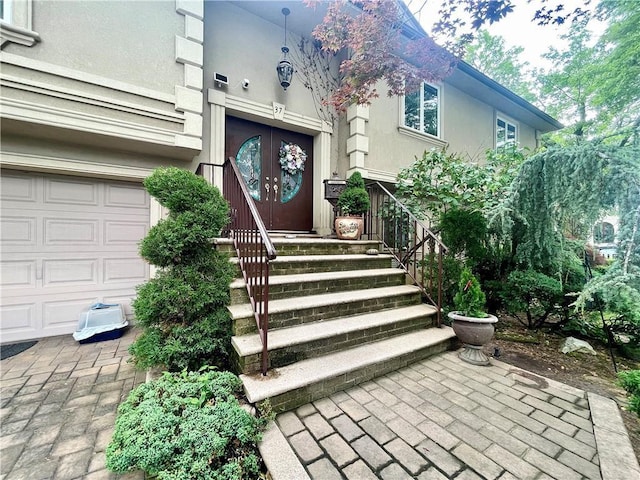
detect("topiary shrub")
(129, 167), (233, 371)
(453, 267), (487, 318)
(106, 369), (270, 479)
(337, 171), (370, 216)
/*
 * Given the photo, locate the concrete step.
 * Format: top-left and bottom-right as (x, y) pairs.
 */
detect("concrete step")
(232, 304), (438, 374)
(214, 237), (382, 257)
(229, 285), (423, 335)
(240, 327), (456, 411)
(230, 253), (394, 276)
(229, 268), (407, 304)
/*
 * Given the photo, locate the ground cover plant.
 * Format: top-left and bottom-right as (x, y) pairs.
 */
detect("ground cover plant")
(129, 167), (234, 371)
(106, 369), (270, 480)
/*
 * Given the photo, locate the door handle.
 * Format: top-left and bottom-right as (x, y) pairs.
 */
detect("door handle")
(265, 182), (270, 201)
(273, 183), (278, 202)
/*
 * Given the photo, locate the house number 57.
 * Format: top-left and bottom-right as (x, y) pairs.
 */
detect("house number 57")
(273, 102), (285, 120)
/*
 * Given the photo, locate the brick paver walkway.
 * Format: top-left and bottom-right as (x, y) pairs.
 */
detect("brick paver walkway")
(2, 333), (638, 479)
(277, 351), (636, 480)
(0, 331), (145, 480)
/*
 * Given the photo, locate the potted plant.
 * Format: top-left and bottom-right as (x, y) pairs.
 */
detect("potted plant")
(447, 267), (498, 365)
(335, 171), (370, 239)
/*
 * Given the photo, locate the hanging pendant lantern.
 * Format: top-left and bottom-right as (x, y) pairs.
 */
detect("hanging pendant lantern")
(276, 8), (293, 91)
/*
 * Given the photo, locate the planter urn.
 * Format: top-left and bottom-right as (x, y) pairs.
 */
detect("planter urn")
(335, 215), (364, 240)
(448, 311), (498, 366)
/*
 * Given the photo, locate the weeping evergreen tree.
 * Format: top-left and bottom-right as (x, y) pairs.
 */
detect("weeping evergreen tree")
(494, 141), (640, 342)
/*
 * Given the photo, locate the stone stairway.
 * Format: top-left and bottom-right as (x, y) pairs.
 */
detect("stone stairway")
(217, 236), (456, 411)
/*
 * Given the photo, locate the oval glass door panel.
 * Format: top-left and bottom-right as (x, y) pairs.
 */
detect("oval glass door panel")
(279, 140), (303, 204)
(236, 136), (261, 201)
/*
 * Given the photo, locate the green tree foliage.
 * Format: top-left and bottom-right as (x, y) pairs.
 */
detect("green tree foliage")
(498, 142), (640, 340)
(592, 0), (640, 145)
(464, 30), (536, 103)
(129, 167), (234, 371)
(538, 19), (601, 141)
(618, 370), (640, 416)
(106, 370), (269, 479)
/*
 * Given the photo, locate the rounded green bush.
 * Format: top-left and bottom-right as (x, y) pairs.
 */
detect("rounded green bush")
(144, 167), (228, 218)
(106, 370), (268, 479)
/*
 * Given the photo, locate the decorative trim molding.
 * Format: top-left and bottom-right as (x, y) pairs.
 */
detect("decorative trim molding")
(1, 97), (181, 146)
(347, 104), (369, 170)
(1, 75), (184, 123)
(0, 20), (40, 47)
(224, 94), (328, 134)
(0, 53), (175, 103)
(0, 151), (153, 180)
(360, 167), (398, 183)
(398, 126), (448, 149)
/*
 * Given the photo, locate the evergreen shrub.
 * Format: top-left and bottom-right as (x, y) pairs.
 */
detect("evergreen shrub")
(453, 267), (487, 318)
(501, 270), (563, 329)
(618, 370), (640, 417)
(106, 370), (270, 479)
(337, 171), (370, 215)
(129, 167), (233, 371)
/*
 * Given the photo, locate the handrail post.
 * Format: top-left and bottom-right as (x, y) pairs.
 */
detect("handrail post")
(219, 157), (276, 376)
(366, 182), (448, 323)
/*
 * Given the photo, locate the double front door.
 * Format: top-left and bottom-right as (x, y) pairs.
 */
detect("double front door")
(225, 116), (313, 231)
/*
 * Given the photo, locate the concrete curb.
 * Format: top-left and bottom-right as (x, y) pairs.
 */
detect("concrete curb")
(588, 392), (640, 480)
(259, 421), (310, 480)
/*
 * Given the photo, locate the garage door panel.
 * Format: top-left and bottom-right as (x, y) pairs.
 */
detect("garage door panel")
(105, 184), (150, 208)
(43, 297), (97, 329)
(104, 257), (147, 283)
(1, 217), (37, 245)
(43, 259), (98, 286)
(1, 261), (36, 288)
(45, 177), (99, 206)
(1, 174), (37, 202)
(105, 221), (148, 245)
(0, 302), (39, 340)
(44, 218), (99, 245)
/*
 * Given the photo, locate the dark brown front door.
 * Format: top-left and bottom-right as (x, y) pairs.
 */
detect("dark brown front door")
(225, 116), (314, 231)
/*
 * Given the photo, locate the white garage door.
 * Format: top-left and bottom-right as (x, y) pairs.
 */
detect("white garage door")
(1, 171), (150, 343)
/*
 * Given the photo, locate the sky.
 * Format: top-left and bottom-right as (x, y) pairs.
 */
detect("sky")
(406, 0), (607, 70)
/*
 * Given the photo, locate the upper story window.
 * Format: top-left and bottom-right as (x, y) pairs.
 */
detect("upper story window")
(0, 0), (40, 47)
(496, 115), (518, 150)
(403, 82), (440, 138)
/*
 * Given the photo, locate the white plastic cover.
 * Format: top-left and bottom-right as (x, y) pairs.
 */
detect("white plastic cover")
(72, 304), (128, 341)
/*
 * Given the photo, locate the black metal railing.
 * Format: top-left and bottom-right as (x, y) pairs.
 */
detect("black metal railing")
(366, 182), (447, 326)
(221, 158), (276, 375)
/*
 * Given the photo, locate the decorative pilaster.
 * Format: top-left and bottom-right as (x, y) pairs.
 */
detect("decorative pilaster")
(175, 0), (204, 150)
(346, 104), (369, 177)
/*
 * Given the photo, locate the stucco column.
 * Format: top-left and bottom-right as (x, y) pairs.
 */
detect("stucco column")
(314, 121), (334, 236)
(346, 104), (369, 178)
(207, 88), (226, 192)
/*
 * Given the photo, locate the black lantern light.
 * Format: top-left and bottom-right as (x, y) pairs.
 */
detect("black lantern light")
(276, 8), (293, 90)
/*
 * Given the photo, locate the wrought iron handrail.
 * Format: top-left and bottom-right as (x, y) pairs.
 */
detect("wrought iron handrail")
(223, 157), (276, 375)
(365, 182), (447, 326)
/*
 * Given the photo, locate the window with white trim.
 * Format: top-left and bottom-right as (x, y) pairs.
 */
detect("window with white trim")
(0, 0), (40, 47)
(403, 82), (440, 137)
(496, 116), (518, 150)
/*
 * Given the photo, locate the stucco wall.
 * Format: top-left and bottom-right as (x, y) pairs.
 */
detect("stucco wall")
(3, 0), (184, 94)
(354, 78), (541, 182)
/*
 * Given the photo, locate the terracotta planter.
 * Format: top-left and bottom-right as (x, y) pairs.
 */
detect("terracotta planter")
(448, 311), (498, 366)
(335, 216), (363, 240)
